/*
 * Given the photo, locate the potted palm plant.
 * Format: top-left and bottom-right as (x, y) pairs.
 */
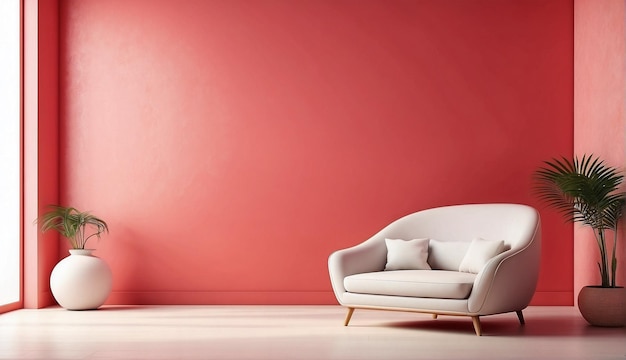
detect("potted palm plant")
(534, 155), (626, 327)
(37, 205), (112, 310)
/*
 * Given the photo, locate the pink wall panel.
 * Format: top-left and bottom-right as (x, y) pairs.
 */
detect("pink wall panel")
(574, 0), (626, 298)
(59, 0), (574, 304)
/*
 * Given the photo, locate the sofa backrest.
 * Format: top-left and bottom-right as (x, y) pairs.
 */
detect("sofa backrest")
(367, 203), (540, 271)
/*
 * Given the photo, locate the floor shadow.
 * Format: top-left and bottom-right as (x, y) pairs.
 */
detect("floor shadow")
(376, 315), (626, 337)
(97, 305), (153, 311)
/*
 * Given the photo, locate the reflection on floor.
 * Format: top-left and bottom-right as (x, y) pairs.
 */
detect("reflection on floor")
(0, 305), (625, 359)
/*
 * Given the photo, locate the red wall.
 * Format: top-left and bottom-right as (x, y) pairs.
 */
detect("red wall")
(574, 0), (626, 297)
(59, 0), (574, 305)
(23, 0), (59, 309)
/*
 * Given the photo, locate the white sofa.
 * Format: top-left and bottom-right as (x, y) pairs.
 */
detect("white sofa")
(328, 203), (541, 336)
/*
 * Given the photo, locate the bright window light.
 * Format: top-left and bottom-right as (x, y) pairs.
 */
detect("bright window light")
(0, 0), (21, 306)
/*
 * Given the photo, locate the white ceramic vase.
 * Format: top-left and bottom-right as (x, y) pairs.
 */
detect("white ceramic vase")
(50, 249), (112, 310)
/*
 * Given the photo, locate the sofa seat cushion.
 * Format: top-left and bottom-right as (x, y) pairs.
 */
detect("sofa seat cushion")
(344, 270), (476, 299)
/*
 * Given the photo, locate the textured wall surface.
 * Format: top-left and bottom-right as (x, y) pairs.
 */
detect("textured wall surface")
(574, 0), (626, 297)
(59, 0), (574, 304)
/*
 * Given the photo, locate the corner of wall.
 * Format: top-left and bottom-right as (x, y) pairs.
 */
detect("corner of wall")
(23, 0), (60, 309)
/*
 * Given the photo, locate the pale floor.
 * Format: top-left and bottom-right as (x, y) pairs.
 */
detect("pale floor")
(0, 306), (625, 360)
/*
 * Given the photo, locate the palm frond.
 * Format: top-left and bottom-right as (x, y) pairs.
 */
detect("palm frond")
(533, 154), (625, 287)
(35, 205), (109, 249)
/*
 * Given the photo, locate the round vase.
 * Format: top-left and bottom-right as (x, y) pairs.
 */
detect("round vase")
(50, 249), (112, 310)
(577, 286), (626, 327)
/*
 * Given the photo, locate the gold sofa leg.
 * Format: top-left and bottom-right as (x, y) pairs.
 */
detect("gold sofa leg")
(516, 310), (525, 325)
(432, 314), (438, 319)
(471, 316), (482, 336)
(344, 307), (355, 326)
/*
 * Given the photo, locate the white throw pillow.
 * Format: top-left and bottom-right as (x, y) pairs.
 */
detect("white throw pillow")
(428, 239), (472, 271)
(384, 238), (431, 271)
(458, 238), (505, 274)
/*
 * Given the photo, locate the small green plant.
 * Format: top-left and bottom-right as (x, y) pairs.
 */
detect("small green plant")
(37, 205), (109, 249)
(534, 154), (625, 288)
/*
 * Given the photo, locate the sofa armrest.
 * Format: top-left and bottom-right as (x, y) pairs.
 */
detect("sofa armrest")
(328, 240), (387, 304)
(468, 223), (542, 315)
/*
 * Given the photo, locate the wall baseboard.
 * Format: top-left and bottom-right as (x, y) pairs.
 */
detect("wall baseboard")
(105, 290), (573, 306)
(106, 291), (339, 305)
(530, 291), (573, 306)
